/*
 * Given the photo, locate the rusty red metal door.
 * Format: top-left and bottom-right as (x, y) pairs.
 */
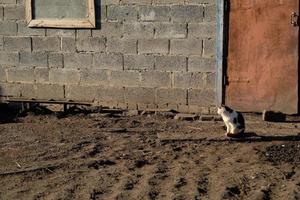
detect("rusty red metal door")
(226, 0), (299, 114)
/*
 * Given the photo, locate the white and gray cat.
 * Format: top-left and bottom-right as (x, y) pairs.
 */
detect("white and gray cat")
(217, 105), (245, 137)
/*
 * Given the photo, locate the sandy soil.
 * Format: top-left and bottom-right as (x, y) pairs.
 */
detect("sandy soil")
(1, 105), (300, 200)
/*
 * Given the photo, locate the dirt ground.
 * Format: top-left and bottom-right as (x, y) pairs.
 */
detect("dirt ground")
(1, 105), (300, 200)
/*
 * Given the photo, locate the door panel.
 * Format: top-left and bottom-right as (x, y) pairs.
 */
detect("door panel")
(226, 0), (299, 114)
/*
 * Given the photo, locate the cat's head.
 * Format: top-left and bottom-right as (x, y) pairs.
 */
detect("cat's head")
(217, 104), (233, 115)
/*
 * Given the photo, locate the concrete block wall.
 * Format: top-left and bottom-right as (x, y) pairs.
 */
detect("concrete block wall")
(0, 0), (217, 114)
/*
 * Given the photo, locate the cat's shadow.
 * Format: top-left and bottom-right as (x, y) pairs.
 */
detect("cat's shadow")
(224, 132), (300, 142)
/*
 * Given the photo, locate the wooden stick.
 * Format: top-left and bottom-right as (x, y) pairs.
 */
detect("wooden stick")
(0, 165), (58, 176)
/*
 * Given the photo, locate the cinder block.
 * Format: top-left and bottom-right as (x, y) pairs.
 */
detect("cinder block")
(0, 52), (19, 65)
(188, 23), (215, 38)
(171, 5), (204, 22)
(107, 39), (137, 54)
(4, 36), (31, 52)
(188, 89), (216, 106)
(155, 55), (186, 71)
(64, 53), (93, 68)
(0, 36), (2, 50)
(0, 83), (21, 97)
(7, 67), (34, 83)
(92, 22), (123, 38)
(123, 22), (154, 39)
(209, 106), (218, 114)
(156, 88), (187, 104)
(173, 72), (205, 89)
(153, 0), (184, 4)
(0, 66), (6, 82)
(76, 37), (106, 52)
(0, 21), (17, 35)
(155, 22), (187, 39)
(97, 86), (125, 103)
(65, 85), (97, 102)
(140, 71), (171, 87)
(204, 5), (216, 22)
(20, 52), (47, 67)
(188, 56), (215, 72)
(203, 38), (215, 57)
(61, 37), (76, 52)
(120, 0), (151, 4)
(49, 69), (80, 85)
(185, 0), (213, 4)
(17, 21), (45, 36)
(34, 67), (49, 83)
(49, 53), (63, 68)
(124, 54), (154, 70)
(0, 0), (16, 4)
(93, 53), (123, 70)
(35, 84), (64, 100)
(205, 72), (215, 89)
(0, 6), (3, 20)
(170, 39), (202, 55)
(139, 6), (170, 21)
(124, 87), (155, 104)
(21, 84), (35, 98)
(138, 39), (169, 54)
(46, 29), (75, 37)
(110, 70), (140, 87)
(107, 5), (138, 21)
(96, 0), (111, 6)
(32, 37), (61, 52)
(4, 5), (24, 20)
(76, 29), (92, 38)
(80, 69), (108, 85)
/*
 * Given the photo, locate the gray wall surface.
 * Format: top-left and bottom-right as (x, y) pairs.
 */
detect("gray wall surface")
(0, 0), (217, 114)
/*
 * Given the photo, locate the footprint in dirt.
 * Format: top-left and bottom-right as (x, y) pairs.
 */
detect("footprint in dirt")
(174, 177), (187, 189)
(87, 159), (116, 169)
(196, 177), (208, 198)
(148, 189), (159, 200)
(221, 185), (241, 199)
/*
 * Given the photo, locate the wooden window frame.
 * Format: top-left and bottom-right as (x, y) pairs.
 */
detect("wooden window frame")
(25, 0), (96, 28)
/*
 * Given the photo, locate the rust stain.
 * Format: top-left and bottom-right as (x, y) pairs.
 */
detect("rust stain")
(226, 0), (299, 114)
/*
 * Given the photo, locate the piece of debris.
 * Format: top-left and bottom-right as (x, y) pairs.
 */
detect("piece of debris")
(15, 161), (22, 168)
(155, 111), (177, 118)
(174, 113), (199, 121)
(0, 165), (58, 176)
(262, 110), (286, 122)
